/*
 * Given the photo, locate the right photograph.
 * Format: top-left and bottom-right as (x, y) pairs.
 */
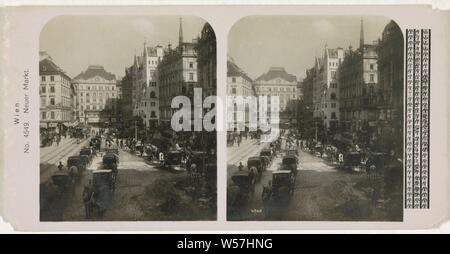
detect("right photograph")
(226, 16), (404, 221)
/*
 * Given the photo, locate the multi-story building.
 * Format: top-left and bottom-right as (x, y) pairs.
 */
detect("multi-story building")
(227, 59), (254, 97)
(253, 67), (298, 111)
(39, 55), (73, 132)
(197, 23), (216, 98)
(297, 81), (304, 101)
(375, 20), (404, 148)
(71, 65), (117, 125)
(227, 58), (255, 131)
(159, 19), (198, 127)
(135, 44), (164, 128)
(309, 45), (345, 130)
(120, 66), (134, 122)
(338, 19), (378, 134)
(302, 67), (315, 113)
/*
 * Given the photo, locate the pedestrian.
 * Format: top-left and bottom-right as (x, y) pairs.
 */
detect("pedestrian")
(238, 162), (244, 171)
(57, 161), (64, 171)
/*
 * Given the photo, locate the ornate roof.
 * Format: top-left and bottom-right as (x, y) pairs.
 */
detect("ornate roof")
(227, 60), (252, 82)
(255, 67), (297, 83)
(39, 58), (70, 80)
(73, 65), (116, 81)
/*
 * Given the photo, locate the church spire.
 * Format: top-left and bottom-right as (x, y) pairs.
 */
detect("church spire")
(359, 17), (364, 50)
(179, 16), (183, 47)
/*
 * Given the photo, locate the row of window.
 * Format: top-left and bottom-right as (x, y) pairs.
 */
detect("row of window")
(79, 97), (115, 103)
(75, 84), (116, 91)
(41, 85), (71, 97)
(41, 110), (71, 121)
(78, 92), (116, 98)
(256, 94), (297, 99)
(79, 104), (114, 111)
(255, 86), (296, 92)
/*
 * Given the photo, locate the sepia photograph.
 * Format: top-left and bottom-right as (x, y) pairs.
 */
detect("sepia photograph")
(227, 16), (404, 221)
(39, 16), (217, 221)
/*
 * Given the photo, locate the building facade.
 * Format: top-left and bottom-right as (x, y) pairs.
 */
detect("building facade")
(375, 20), (404, 150)
(39, 56), (73, 131)
(158, 20), (198, 127)
(71, 65), (117, 125)
(309, 45), (345, 131)
(197, 23), (217, 98)
(338, 19), (378, 135)
(253, 67), (298, 111)
(120, 66), (134, 122)
(227, 58), (255, 131)
(136, 45), (164, 128)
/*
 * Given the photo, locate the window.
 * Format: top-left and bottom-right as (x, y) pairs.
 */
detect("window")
(331, 71), (336, 79)
(331, 103), (336, 108)
(232, 87), (236, 94)
(189, 62), (193, 68)
(189, 73), (194, 81)
(151, 102), (156, 107)
(50, 86), (55, 93)
(41, 76), (46, 82)
(330, 93), (337, 100)
(41, 98), (46, 106)
(41, 112), (46, 120)
(50, 98), (55, 105)
(232, 77), (236, 83)
(370, 74), (374, 82)
(41, 86), (46, 93)
(50, 76), (54, 82)
(150, 91), (156, 98)
(370, 64), (374, 70)
(50, 111), (55, 119)
(331, 112), (337, 119)
(80, 105), (83, 110)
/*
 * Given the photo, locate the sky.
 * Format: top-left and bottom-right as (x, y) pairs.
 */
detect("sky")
(228, 16), (394, 80)
(40, 16), (207, 78)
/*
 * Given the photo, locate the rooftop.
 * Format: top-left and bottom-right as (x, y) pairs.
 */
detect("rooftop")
(73, 65), (116, 81)
(255, 67), (297, 83)
(227, 60), (253, 82)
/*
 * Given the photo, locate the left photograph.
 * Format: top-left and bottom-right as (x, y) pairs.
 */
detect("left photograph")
(39, 16), (217, 221)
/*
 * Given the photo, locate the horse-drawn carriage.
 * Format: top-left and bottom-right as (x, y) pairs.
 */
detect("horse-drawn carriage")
(262, 170), (296, 213)
(228, 166), (258, 208)
(90, 169), (115, 217)
(338, 151), (363, 172)
(90, 136), (102, 151)
(247, 156), (266, 177)
(162, 150), (185, 172)
(281, 155), (299, 177)
(187, 151), (209, 175)
(260, 148), (274, 161)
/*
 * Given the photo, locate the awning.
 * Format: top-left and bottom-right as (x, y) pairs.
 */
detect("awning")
(40, 122), (48, 128)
